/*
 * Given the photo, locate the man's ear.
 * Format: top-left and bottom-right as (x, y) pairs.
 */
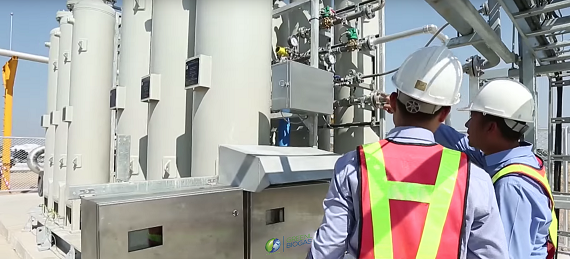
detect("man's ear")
(389, 92), (398, 112)
(437, 107), (451, 123)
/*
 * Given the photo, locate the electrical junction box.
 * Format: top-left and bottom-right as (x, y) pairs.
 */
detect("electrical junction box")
(184, 54), (212, 90)
(110, 87), (126, 110)
(40, 114), (50, 128)
(141, 74), (161, 102)
(50, 111), (60, 125)
(62, 106), (73, 122)
(271, 60), (334, 115)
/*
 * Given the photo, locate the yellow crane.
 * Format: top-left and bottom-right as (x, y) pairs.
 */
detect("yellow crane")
(1, 57), (18, 190)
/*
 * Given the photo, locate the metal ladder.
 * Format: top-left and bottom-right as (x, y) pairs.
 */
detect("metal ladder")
(549, 76), (570, 250)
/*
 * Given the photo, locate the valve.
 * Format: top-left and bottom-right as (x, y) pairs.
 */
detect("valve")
(320, 6), (336, 29)
(463, 55), (485, 77)
(321, 6), (334, 17)
(334, 69), (364, 87)
(276, 46), (289, 59)
(346, 27), (359, 40)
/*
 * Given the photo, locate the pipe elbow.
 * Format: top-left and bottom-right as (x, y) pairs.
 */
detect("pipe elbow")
(27, 146), (45, 174)
(424, 24), (449, 43)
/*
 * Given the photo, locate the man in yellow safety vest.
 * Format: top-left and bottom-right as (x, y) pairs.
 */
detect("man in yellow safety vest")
(434, 79), (557, 259)
(307, 46), (509, 259)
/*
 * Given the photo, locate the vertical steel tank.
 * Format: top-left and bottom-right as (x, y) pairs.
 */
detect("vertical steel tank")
(66, 1), (116, 186)
(145, 0), (195, 180)
(191, 0), (272, 176)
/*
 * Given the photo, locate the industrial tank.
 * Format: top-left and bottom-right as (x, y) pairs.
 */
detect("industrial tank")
(43, 27), (60, 210)
(66, 1), (116, 186)
(115, 0), (153, 181)
(52, 10), (73, 216)
(145, 0), (195, 180)
(191, 0), (272, 177)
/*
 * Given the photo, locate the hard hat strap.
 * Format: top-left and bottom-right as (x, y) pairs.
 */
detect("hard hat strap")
(505, 118), (529, 133)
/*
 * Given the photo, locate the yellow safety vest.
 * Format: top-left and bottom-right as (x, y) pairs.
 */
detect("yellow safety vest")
(492, 162), (558, 258)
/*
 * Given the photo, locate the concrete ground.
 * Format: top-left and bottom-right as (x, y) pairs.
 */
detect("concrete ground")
(0, 193), (60, 259)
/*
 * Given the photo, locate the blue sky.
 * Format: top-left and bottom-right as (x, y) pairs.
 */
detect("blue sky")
(0, 0), (568, 137)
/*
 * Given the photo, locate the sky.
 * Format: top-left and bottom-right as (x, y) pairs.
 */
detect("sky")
(0, 0), (568, 137)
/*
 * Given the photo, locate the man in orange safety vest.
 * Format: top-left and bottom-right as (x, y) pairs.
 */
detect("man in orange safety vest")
(307, 46), (509, 259)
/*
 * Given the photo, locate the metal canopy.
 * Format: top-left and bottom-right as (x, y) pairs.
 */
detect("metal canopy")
(217, 145), (339, 192)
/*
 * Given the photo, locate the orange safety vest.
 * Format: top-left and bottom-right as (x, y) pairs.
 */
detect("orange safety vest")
(357, 140), (469, 259)
(491, 156), (558, 259)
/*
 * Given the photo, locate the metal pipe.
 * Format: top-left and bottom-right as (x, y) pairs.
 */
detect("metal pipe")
(28, 146), (45, 174)
(369, 25), (448, 46)
(0, 49), (48, 63)
(309, 0), (319, 148)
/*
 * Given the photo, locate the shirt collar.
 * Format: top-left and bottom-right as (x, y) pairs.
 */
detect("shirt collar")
(484, 141), (535, 167)
(386, 126), (436, 143)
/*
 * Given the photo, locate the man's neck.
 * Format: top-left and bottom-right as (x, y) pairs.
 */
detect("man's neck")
(483, 142), (520, 156)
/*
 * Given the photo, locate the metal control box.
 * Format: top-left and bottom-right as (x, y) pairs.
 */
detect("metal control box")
(81, 183), (329, 259)
(271, 61), (334, 115)
(81, 187), (245, 259)
(140, 74), (161, 102)
(184, 54), (212, 90)
(110, 87), (126, 110)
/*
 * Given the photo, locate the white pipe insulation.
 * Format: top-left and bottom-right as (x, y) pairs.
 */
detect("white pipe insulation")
(0, 49), (48, 63)
(52, 10), (73, 216)
(66, 1), (116, 187)
(146, 0), (195, 180)
(369, 24), (449, 46)
(115, 0), (153, 181)
(43, 27), (60, 210)
(191, 0), (272, 176)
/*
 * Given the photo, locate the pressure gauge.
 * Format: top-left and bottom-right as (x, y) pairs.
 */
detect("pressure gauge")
(288, 37), (299, 48)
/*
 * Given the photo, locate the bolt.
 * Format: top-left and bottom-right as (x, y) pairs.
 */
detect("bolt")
(232, 210), (239, 217)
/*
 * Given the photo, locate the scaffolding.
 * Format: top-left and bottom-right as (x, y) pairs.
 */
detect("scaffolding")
(427, 0), (570, 253)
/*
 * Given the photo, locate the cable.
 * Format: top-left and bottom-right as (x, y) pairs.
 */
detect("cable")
(424, 22), (450, 47)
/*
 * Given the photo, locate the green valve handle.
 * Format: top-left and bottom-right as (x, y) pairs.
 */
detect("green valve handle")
(321, 6), (333, 17)
(347, 28), (358, 39)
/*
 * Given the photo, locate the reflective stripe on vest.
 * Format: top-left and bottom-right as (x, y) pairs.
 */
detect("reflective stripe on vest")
(491, 161), (558, 259)
(358, 140), (469, 259)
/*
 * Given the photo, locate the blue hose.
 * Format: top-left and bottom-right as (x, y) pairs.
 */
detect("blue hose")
(277, 118), (291, 146)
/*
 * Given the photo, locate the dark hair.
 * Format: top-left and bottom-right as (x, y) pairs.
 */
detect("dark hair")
(396, 99), (446, 123)
(480, 114), (522, 142)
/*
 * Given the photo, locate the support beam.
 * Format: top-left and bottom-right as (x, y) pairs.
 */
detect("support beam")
(513, 0), (570, 19)
(518, 34), (538, 147)
(438, 0), (515, 63)
(425, 0), (501, 67)
(496, 0), (554, 63)
(507, 62), (570, 77)
(527, 15), (570, 37)
(534, 40), (570, 51)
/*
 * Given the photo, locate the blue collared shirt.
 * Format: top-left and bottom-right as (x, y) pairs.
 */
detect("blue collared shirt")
(307, 126), (509, 259)
(435, 124), (552, 259)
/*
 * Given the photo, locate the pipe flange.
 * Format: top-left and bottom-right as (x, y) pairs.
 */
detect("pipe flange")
(464, 55), (485, 77)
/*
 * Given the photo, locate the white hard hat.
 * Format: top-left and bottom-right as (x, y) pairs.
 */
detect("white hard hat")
(392, 46), (463, 109)
(458, 79), (534, 132)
